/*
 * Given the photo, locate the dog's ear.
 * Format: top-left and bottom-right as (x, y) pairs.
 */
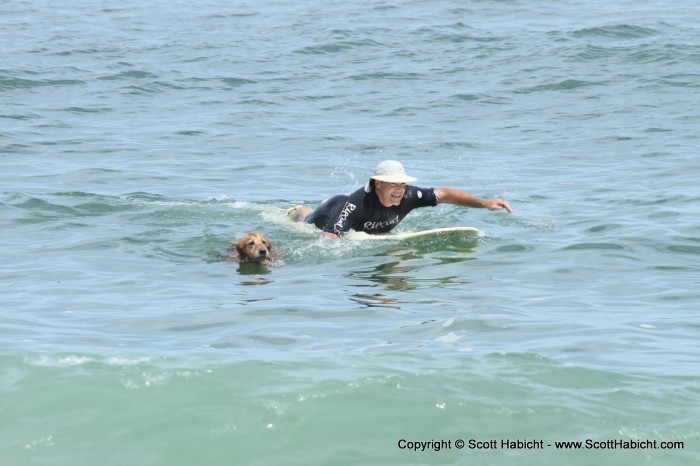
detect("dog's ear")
(235, 238), (247, 255)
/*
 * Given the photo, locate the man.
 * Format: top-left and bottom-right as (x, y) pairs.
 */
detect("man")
(289, 160), (512, 240)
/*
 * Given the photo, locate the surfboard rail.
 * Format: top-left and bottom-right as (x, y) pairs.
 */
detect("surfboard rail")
(345, 226), (481, 241)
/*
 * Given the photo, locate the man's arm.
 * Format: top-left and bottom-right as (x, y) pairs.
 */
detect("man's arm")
(435, 188), (513, 213)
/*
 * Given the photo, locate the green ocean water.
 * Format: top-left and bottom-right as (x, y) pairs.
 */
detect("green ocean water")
(2, 0), (699, 464)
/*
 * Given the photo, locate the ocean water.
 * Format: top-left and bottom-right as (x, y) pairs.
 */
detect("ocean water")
(2, 0), (699, 464)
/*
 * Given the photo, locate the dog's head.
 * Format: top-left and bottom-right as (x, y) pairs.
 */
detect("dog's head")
(235, 232), (272, 263)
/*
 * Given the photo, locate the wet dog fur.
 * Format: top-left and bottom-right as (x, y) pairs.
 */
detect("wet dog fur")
(228, 232), (273, 264)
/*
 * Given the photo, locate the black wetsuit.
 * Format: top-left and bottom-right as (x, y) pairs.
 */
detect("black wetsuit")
(305, 185), (439, 236)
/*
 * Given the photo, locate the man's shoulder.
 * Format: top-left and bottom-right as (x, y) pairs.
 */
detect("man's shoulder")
(346, 186), (372, 205)
(348, 186), (368, 197)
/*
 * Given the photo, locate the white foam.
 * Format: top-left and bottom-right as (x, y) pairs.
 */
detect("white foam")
(28, 355), (155, 368)
(24, 435), (54, 450)
(435, 332), (462, 343)
(29, 355), (94, 367)
(104, 356), (155, 366)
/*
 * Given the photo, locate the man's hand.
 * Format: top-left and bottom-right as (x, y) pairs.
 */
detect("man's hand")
(484, 198), (513, 213)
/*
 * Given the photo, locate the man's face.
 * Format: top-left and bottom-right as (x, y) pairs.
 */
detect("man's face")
(374, 181), (406, 207)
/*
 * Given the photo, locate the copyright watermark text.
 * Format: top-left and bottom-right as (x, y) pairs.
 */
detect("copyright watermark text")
(397, 438), (685, 452)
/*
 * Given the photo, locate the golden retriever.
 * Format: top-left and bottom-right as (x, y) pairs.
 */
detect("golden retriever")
(228, 232), (273, 264)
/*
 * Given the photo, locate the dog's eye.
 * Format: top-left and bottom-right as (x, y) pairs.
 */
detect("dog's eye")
(248, 241), (255, 246)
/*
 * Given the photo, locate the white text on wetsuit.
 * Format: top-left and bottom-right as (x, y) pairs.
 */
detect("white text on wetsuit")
(364, 215), (400, 232)
(334, 202), (356, 232)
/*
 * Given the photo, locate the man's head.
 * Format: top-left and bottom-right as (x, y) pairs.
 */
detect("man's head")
(364, 160), (417, 206)
(365, 160), (416, 207)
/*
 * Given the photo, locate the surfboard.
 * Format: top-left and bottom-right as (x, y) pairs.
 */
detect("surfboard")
(345, 226), (481, 241)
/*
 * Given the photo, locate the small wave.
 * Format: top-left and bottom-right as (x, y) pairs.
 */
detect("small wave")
(586, 223), (624, 234)
(562, 242), (628, 251)
(572, 24), (659, 40)
(574, 45), (619, 60)
(576, 44), (681, 65)
(61, 106), (114, 114)
(0, 76), (84, 90)
(97, 70), (158, 80)
(295, 39), (383, 55)
(121, 81), (188, 95)
(665, 244), (700, 256)
(221, 77), (256, 86)
(627, 46), (677, 64)
(349, 72), (422, 81)
(450, 93), (510, 105)
(515, 79), (603, 94)
(6, 194), (82, 221)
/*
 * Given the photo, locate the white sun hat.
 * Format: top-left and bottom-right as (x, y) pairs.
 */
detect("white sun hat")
(364, 160), (417, 192)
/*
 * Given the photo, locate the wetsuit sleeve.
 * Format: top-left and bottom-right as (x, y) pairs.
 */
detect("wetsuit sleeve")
(323, 190), (364, 236)
(404, 186), (438, 209)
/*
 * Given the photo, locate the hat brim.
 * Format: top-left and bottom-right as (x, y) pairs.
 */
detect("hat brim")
(364, 174), (417, 192)
(370, 174), (417, 183)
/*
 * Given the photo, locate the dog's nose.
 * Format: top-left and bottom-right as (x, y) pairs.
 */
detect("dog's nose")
(259, 249), (267, 256)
